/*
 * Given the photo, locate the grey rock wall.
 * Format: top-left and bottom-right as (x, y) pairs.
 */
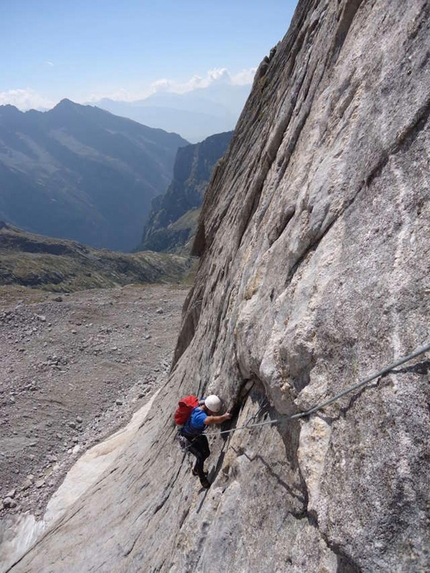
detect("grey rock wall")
(9, 0), (430, 571)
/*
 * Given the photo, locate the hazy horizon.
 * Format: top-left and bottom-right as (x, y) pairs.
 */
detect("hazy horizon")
(0, 0), (298, 112)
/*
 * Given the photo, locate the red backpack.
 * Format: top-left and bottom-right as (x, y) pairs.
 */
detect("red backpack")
(174, 395), (199, 425)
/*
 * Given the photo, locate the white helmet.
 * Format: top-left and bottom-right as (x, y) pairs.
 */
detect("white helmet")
(205, 395), (221, 413)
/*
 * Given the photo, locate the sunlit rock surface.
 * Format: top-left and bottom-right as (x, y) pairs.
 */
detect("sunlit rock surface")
(9, 0), (430, 571)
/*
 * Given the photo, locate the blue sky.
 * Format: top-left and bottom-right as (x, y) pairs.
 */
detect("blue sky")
(0, 0), (298, 110)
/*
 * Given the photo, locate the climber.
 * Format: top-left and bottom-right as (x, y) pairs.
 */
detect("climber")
(180, 395), (231, 489)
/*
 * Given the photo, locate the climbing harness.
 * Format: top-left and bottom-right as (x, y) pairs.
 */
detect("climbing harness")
(217, 341), (430, 434)
(176, 433), (192, 451)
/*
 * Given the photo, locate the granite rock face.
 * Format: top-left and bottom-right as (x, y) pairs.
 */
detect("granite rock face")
(9, 0), (430, 571)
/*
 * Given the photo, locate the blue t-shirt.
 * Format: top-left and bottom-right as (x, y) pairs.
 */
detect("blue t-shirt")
(183, 407), (207, 437)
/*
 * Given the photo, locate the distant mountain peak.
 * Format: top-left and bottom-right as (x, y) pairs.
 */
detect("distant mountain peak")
(51, 99), (83, 115)
(91, 83), (251, 142)
(0, 103), (188, 251)
(0, 104), (22, 116)
(56, 98), (77, 108)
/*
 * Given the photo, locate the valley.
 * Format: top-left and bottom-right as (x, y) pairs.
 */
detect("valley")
(1, 0), (428, 570)
(0, 101), (188, 251)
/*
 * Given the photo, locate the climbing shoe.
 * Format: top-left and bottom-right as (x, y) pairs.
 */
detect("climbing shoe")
(200, 476), (211, 489)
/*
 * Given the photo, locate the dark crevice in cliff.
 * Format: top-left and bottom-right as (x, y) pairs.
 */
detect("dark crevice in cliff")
(300, 54), (320, 104)
(152, 495), (169, 517)
(289, 494), (363, 573)
(148, 460), (185, 521)
(245, 383), (311, 508)
(231, 383), (364, 571)
(313, 378), (387, 424)
(172, 288), (204, 367)
(133, 454), (186, 523)
(236, 12), (328, 252)
(408, 1), (429, 41)
(112, 465), (184, 564)
(129, 455), (186, 532)
(338, 376), (384, 417)
(281, 0), (319, 84)
(159, 425), (182, 451)
(235, 155), (272, 250)
(334, 547), (363, 573)
(365, 95), (430, 188)
(391, 359), (430, 376)
(93, 561), (110, 571)
(207, 437), (230, 491)
(122, 536), (139, 558)
(208, 303), (226, 358)
(236, 96), (309, 250)
(275, 104), (312, 183)
(332, 0), (364, 64)
(286, 492), (363, 573)
(153, 561), (170, 573)
(192, 219), (205, 257)
(270, 52), (331, 186)
(178, 505), (190, 529)
(256, 452), (306, 506)
(94, 466), (119, 484)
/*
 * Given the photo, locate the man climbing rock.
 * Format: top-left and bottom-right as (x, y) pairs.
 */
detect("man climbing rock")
(180, 395), (231, 488)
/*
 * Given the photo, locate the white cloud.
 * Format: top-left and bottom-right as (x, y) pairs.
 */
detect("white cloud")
(0, 89), (55, 111)
(150, 78), (173, 93)
(67, 67), (257, 105)
(231, 68), (257, 85)
(0, 68), (256, 112)
(149, 67), (256, 95)
(45, 61), (54, 67)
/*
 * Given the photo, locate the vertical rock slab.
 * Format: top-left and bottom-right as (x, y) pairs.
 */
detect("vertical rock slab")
(9, 0), (430, 572)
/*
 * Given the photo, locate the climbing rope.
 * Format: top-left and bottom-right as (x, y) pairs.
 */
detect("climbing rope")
(290, 341), (430, 419)
(219, 418), (279, 435)
(217, 341), (430, 434)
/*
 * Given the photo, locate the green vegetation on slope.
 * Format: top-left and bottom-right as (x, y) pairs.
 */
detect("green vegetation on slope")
(0, 222), (193, 292)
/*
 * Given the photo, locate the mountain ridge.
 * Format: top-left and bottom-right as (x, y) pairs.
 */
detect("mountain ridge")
(0, 221), (192, 291)
(140, 131), (233, 253)
(5, 0), (430, 571)
(92, 83), (251, 142)
(0, 101), (188, 251)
